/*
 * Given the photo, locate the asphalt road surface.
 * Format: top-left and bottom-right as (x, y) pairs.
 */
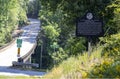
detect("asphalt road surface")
(0, 18), (46, 76)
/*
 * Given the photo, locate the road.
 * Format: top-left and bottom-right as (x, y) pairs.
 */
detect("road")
(0, 67), (45, 76)
(0, 18), (45, 76)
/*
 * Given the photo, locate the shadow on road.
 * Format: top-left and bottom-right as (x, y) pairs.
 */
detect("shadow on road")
(0, 66), (46, 76)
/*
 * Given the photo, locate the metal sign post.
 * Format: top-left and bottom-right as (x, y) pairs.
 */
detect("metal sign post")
(88, 37), (92, 56)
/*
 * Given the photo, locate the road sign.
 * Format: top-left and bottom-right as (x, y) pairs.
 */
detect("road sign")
(17, 38), (22, 48)
(17, 44), (22, 48)
(16, 39), (22, 57)
(17, 39), (22, 45)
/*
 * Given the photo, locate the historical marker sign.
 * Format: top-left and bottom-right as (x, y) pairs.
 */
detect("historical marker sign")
(76, 12), (104, 56)
(76, 12), (103, 37)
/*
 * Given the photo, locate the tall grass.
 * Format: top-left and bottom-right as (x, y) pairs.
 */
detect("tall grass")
(43, 46), (102, 79)
(43, 33), (120, 78)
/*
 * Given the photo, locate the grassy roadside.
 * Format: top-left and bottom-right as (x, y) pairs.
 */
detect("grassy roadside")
(43, 46), (103, 79)
(0, 47), (102, 79)
(0, 41), (119, 79)
(0, 34), (120, 79)
(43, 33), (120, 79)
(0, 76), (41, 79)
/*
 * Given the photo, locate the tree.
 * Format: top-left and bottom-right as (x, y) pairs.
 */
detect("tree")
(0, 0), (28, 46)
(33, 0), (120, 68)
(27, 0), (41, 18)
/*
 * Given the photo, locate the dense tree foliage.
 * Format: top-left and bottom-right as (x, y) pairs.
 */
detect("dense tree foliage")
(0, 0), (29, 46)
(35, 0), (120, 69)
(1, 0), (119, 72)
(27, 0), (41, 18)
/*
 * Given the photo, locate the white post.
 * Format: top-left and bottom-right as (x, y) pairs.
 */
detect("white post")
(88, 37), (92, 56)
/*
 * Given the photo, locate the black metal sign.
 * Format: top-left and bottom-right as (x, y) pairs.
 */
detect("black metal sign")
(76, 12), (103, 37)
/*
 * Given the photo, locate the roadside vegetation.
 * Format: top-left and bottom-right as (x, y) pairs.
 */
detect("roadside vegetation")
(0, 76), (41, 79)
(43, 33), (120, 78)
(0, 0), (120, 78)
(0, 0), (28, 46)
(36, 0), (120, 78)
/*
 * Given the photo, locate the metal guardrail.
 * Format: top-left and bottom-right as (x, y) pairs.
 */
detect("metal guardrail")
(18, 34), (39, 63)
(18, 42), (37, 63)
(12, 41), (38, 68)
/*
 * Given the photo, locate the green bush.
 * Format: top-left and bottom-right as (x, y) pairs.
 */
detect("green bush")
(87, 34), (120, 78)
(43, 33), (120, 78)
(88, 58), (120, 78)
(101, 33), (120, 59)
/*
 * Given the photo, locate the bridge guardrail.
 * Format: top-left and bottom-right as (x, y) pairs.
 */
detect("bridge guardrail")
(12, 41), (38, 68)
(18, 42), (37, 62)
(12, 19), (40, 68)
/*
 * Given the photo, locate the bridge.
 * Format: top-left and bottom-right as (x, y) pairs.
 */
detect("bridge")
(0, 18), (40, 67)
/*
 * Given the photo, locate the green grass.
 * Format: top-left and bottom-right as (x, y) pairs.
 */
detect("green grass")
(0, 76), (42, 79)
(0, 46), (103, 79)
(43, 46), (103, 79)
(43, 34), (120, 79)
(0, 45), (118, 79)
